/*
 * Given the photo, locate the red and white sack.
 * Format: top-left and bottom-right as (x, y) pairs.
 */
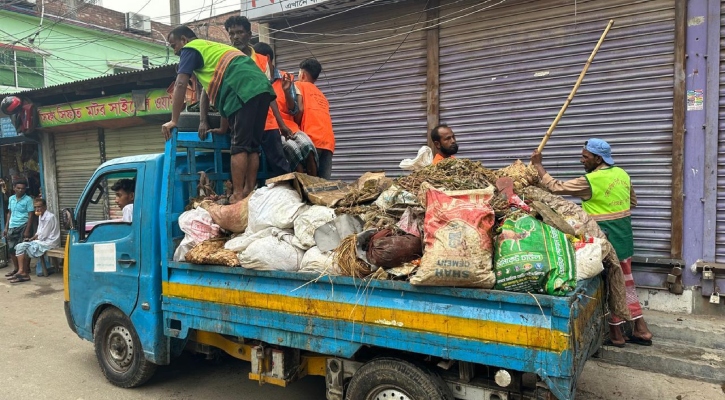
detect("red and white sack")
(574, 237), (604, 280)
(410, 188), (496, 288)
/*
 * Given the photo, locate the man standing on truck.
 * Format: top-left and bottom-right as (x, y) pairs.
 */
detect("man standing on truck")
(530, 139), (653, 347)
(253, 42), (319, 176)
(201, 17), (293, 179)
(430, 124), (458, 165)
(3, 181), (34, 281)
(162, 25), (276, 203)
(296, 58), (335, 180)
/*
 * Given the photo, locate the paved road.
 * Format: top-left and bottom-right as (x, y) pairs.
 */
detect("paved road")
(1, 271), (722, 400)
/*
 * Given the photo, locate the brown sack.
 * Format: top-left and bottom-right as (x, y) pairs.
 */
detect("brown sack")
(184, 239), (225, 264)
(200, 196), (249, 233)
(366, 230), (422, 269)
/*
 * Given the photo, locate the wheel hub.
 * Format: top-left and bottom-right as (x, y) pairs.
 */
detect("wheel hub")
(367, 386), (412, 400)
(107, 325), (134, 370)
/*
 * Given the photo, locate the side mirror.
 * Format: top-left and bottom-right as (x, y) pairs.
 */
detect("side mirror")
(61, 208), (75, 230)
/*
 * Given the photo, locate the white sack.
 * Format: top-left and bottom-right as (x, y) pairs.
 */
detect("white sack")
(399, 146), (433, 171)
(237, 230), (305, 271)
(294, 206), (337, 249)
(300, 246), (340, 275)
(247, 183), (308, 233)
(224, 227), (281, 252)
(173, 236), (196, 262)
(374, 185), (418, 211)
(575, 238), (605, 280)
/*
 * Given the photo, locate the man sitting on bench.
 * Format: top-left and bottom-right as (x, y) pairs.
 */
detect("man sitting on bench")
(9, 198), (61, 283)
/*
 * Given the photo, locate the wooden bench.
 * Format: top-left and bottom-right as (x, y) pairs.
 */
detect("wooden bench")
(39, 248), (65, 277)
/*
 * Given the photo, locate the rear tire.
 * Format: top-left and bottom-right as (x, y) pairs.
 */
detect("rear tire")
(94, 308), (157, 388)
(345, 357), (454, 400)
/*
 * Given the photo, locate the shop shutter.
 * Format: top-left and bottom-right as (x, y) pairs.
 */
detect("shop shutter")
(54, 130), (102, 222)
(439, 0), (675, 259)
(274, 0), (429, 181)
(103, 124), (167, 161)
(716, 0), (725, 262)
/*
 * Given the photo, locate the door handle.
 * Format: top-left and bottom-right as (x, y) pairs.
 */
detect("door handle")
(118, 259), (137, 266)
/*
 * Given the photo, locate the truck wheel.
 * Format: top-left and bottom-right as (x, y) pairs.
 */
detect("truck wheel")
(94, 308), (157, 388)
(345, 357), (454, 400)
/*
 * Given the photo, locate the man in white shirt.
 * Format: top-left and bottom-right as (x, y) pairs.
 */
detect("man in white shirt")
(111, 179), (135, 223)
(8, 198), (60, 283)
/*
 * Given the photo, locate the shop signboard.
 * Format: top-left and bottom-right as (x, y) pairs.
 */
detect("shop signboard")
(37, 88), (173, 128)
(243, 0), (333, 19)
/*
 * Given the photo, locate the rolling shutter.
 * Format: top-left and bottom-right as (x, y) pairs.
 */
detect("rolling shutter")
(274, 0), (428, 181)
(716, 0), (725, 262)
(54, 130), (102, 221)
(103, 124), (166, 161)
(439, 0), (675, 258)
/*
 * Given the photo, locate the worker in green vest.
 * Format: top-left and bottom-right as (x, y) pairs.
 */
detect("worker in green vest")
(161, 25), (276, 203)
(531, 138), (653, 348)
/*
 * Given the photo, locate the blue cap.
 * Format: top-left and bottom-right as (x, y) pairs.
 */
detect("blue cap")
(585, 138), (614, 165)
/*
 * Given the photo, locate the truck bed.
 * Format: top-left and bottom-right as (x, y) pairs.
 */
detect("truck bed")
(162, 262), (605, 400)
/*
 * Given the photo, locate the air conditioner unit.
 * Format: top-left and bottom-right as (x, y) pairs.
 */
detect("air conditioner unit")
(2, 0), (36, 7)
(125, 12), (151, 34)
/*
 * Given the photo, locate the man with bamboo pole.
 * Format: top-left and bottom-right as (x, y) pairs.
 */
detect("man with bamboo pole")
(531, 139), (653, 347)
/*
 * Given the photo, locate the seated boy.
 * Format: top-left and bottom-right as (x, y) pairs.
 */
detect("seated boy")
(112, 179), (135, 223)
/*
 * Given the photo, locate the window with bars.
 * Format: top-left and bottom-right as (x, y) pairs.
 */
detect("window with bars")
(0, 47), (45, 89)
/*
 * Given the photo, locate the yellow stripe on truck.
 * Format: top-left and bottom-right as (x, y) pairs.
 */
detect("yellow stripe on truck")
(163, 282), (570, 353)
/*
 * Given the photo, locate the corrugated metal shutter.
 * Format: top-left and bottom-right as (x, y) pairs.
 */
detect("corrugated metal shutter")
(54, 130), (102, 221)
(104, 124), (166, 161)
(103, 124), (166, 219)
(439, 0), (675, 258)
(274, 0), (428, 181)
(716, 0), (725, 262)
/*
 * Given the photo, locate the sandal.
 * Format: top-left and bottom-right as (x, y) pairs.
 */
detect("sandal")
(626, 336), (653, 346)
(4, 270), (18, 277)
(9, 275), (31, 284)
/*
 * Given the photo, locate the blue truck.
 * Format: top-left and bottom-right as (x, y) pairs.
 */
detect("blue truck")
(62, 131), (605, 400)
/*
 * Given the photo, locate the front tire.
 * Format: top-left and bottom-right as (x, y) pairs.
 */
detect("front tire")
(94, 308), (157, 388)
(345, 357), (454, 400)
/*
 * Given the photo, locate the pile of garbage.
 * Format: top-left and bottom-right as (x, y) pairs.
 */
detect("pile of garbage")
(174, 153), (618, 297)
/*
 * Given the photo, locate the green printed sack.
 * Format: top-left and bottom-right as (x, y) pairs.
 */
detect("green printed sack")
(494, 215), (576, 296)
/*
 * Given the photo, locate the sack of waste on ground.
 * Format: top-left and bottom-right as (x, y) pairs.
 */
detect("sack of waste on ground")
(410, 187), (496, 288)
(493, 214), (577, 296)
(574, 237), (604, 281)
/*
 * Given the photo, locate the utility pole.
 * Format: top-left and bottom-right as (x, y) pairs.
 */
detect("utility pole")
(170, 0), (181, 26)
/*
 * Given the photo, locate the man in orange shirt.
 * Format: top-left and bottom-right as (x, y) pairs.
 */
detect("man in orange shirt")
(201, 16), (293, 178)
(254, 43), (318, 176)
(431, 124), (458, 164)
(296, 58), (335, 179)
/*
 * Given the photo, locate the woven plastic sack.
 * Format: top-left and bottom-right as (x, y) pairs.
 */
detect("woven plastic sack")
(247, 183), (307, 233)
(300, 246), (341, 275)
(494, 215), (576, 296)
(410, 188), (496, 288)
(178, 207), (221, 242)
(200, 196), (249, 233)
(574, 237), (604, 280)
(294, 206), (337, 249)
(237, 230), (305, 271)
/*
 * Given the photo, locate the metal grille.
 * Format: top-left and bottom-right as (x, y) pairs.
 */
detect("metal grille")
(716, 0), (725, 262)
(274, 0), (429, 181)
(439, 0), (675, 258)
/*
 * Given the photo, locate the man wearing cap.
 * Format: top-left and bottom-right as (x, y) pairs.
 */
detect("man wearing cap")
(531, 139), (653, 348)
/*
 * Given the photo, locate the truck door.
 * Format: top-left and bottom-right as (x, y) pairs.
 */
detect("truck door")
(68, 166), (144, 337)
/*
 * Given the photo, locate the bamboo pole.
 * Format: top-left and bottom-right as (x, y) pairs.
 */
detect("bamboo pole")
(537, 19), (615, 153)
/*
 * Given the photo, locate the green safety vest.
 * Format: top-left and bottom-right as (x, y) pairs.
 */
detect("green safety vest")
(583, 166), (634, 260)
(182, 39), (242, 103)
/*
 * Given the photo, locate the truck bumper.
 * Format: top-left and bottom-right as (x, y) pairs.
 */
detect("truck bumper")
(64, 301), (78, 334)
